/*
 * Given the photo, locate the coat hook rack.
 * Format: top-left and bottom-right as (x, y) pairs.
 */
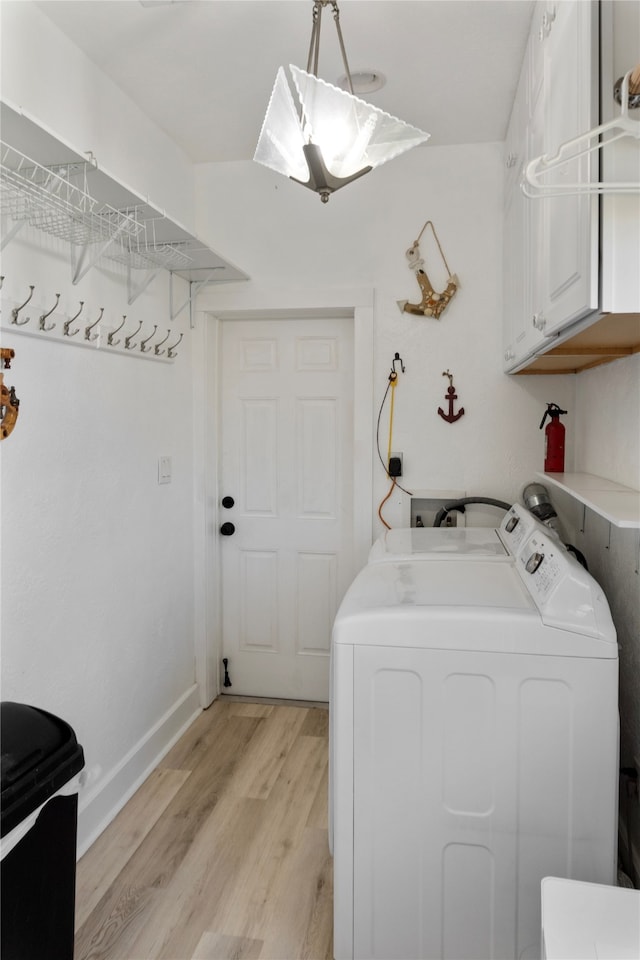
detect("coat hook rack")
(154, 329), (170, 356)
(63, 302), (84, 337)
(124, 319), (143, 351)
(140, 325), (157, 354)
(39, 293), (60, 332)
(108, 316), (126, 347)
(85, 307), (104, 342)
(11, 286), (34, 326)
(167, 332), (183, 359)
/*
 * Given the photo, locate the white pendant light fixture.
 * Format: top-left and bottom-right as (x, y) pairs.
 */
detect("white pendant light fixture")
(254, 0), (430, 203)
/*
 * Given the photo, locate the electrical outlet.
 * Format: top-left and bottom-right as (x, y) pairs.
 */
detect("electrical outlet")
(388, 452), (403, 478)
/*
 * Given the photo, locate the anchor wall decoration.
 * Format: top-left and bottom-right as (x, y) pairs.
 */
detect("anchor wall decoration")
(397, 220), (459, 319)
(1, 347), (20, 440)
(437, 370), (465, 424)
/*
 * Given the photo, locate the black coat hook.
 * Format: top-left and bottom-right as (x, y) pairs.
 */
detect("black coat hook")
(389, 351), (406, 380)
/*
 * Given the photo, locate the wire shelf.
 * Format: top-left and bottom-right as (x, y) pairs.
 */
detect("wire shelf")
(0, 142), (143, 246)
(107, 231), (194, 272)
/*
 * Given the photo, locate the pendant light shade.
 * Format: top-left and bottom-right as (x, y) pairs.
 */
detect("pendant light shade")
(253, 2), (430, 202)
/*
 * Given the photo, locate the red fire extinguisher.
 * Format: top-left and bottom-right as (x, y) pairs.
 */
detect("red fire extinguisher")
(540, 402), (567, 472)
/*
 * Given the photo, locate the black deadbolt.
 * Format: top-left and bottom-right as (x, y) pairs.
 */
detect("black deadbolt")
(220, 522), (235, 536)
(221, 496), (235, 509)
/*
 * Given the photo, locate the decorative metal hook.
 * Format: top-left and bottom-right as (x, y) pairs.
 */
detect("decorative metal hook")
(167, 333), (183, 359)
(63, 302), (84, 337)
(108, 315), (126, 347)
(153, 329), (171, 357)
(124, 319), (143, 351)
(140, 325), (158, 354)
(39, 293), (60, 331)
(11, 286), (34, 326)
(85, 307), (104, 342)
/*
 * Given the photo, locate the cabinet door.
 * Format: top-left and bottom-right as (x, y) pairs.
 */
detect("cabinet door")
(503, 66), (530, 370)
(540, 0), (599, 335)
(503, 8), (549, 371)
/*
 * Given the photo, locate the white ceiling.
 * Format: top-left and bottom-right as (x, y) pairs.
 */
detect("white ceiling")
(34, 0), (536, 164)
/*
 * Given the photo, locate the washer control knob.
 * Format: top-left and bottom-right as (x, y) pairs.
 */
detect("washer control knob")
(525, 551), (544, 574)
(505, 515), (519, 533)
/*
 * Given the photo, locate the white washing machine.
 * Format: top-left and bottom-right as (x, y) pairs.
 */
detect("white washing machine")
(331, 506), (619, 960)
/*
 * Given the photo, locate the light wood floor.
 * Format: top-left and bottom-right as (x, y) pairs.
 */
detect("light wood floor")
(74, 699), (333, 960)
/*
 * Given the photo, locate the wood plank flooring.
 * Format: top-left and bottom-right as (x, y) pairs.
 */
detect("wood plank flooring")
(74, 699), (333, 960)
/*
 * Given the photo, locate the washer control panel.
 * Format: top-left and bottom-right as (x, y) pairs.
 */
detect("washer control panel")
(517, 530), (614, 641)
(519, 534), (564, 601)
(498, 503), (540, 557)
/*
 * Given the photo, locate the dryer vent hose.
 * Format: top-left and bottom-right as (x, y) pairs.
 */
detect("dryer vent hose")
(433, 497), (512, 527)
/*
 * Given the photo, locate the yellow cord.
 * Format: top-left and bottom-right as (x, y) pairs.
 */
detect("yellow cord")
(387, 376), (397, 464)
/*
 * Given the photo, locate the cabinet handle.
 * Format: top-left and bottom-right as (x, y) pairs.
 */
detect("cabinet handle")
(532, 313), (547, 332)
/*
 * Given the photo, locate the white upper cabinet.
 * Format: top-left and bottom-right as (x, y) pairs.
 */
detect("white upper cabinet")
(503, 0), (639, 374)
(540, 0), (599, 336)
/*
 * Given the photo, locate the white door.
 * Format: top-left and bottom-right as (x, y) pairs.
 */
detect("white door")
(219, 316), (354, 701)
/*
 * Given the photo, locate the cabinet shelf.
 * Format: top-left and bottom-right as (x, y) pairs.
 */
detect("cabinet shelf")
(537, 471), (640, 528)
(515, 312), (640, 374)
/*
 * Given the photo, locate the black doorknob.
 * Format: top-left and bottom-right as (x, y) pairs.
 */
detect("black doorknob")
(221, 496), (235, 509)
(220, 522), (235, 536)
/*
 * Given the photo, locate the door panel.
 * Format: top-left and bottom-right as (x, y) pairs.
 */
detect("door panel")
(220, 317), (354, 701)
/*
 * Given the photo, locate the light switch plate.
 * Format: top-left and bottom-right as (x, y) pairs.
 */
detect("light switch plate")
(158, 456), (172, 484)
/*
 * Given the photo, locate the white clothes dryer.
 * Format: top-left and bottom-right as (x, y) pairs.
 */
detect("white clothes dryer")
(331, 507), (619, 960)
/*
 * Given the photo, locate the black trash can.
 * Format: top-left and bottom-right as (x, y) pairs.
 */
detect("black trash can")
(1, 701), (85, 960)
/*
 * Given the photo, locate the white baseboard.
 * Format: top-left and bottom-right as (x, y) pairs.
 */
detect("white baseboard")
(76, 684), (202, 857)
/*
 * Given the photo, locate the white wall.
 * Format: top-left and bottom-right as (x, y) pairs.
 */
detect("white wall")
(0, 0), (195, 231)
(566, 353), (640, 883)
(195, 146), (575, 532)
(0, 1), (201, 853)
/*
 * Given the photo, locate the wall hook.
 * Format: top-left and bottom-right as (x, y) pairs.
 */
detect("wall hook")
(140, 324), (158, 353)
(389, 351), (406, 381)
(11, 286), (34, 326)
(39, 293), (60, 331)
(154, 329), (171, 356)
(85, 307), (104, 342)
(124, 319), (143, 351)
(167, 332), (183, 359)
(63, 301), (84, 337)
(437, 369), (465, 423)
(108, 316), (126, 347)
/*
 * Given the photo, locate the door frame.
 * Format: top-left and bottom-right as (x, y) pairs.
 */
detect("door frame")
(192, 286), (374, 706)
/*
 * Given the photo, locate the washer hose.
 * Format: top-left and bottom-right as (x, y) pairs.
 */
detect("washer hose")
(433, 497), (512, 527)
